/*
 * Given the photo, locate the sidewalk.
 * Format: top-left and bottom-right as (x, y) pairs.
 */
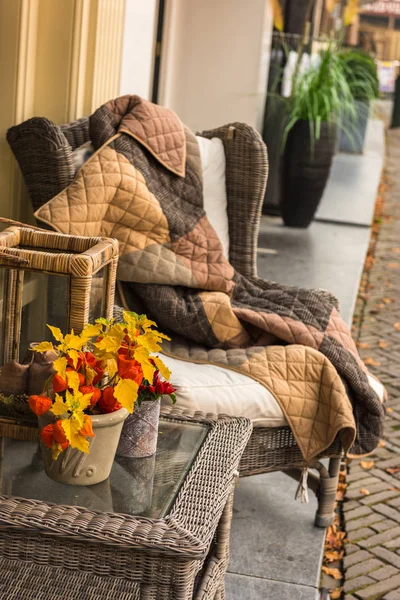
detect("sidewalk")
(342, 128), (400, 600)
(226, 118), (385, 599)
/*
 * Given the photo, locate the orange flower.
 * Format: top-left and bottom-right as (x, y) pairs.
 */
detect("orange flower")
(52, 374), (68, 393)
(53, 419), (69, 448)
(98, 386), (121, 414)
(79, 385), (101, 406)
(28, 395), (52, 416)
(84, 352), (97, 368)
(79, 415), (95, 437)
(40, 423), (55, 448)
(117, 355), (143, 386)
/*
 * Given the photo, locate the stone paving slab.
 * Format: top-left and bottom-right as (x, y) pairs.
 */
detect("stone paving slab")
(343, 128), (400, 599)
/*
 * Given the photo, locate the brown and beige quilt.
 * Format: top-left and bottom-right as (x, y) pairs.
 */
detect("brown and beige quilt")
(35, 95), (385, 462)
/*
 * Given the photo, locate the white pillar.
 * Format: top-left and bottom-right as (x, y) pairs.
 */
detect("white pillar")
(159, 0), (273, 133)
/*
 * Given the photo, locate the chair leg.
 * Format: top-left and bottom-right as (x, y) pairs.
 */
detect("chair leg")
(314, 457), (341, 528)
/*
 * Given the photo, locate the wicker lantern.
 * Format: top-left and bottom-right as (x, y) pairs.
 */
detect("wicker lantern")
(0, 226), (118, 398)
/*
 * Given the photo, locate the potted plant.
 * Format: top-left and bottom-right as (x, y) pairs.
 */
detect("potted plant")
(338, 49), (379, 153)
(28, 311), (175, 485)
(280, 44), (355, 228)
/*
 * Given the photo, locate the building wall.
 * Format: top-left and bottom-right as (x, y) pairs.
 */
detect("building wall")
(120, 0), (158, 99)
(159, 0), (273, 133)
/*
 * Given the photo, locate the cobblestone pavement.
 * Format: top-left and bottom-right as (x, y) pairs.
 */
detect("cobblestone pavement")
(343, 128), (400, 600)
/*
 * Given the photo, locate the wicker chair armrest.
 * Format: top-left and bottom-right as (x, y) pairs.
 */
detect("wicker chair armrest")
(198, 123), (268, 278)
(7, 118), (76, 212)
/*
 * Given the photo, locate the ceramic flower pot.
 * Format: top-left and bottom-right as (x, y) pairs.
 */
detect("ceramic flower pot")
(116, 399), (160, 458)
(38, 407), (129, 485)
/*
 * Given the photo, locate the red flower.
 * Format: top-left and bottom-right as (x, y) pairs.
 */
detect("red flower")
(79, 385), (101, 406)
(28, 395), (52, 416)
(92, 365), (104, 385)
(84, 352), (98, 368)
(117, 355), (143, 386)
(98, 386), (122, 414)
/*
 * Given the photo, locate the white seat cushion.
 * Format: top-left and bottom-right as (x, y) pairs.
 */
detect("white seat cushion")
(161, 354), (287, 427)
(196, 135), (229, 259)
(160, 355), (386, 428)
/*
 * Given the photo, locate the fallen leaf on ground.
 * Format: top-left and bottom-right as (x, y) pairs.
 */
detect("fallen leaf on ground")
(357, 342), (370, 349)
(326, 526), (346, 549)
(322, 566), (342, 580)
(387, 488), (400, 492)
(378, 340), (389, 349)
(387, 263), (399, 269)
(360, 488), (370, 495)
(325, 550), (344, 562)
(360, 461), (374, 470)
(364, 357), (381, 367)
(387, 407), (394, 413)
(330, 588), (343, 600)
(378, 439), (386, 448)
(386, 467), (400, 474)
(395, 323), (400, 331)
(383, 297), (394, 304)
(392, 247), (400, 253)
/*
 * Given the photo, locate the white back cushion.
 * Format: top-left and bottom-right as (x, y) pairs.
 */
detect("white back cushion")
(196, 136), (230, 259)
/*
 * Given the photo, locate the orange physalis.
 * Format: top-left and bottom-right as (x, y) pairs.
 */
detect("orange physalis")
(117, 354), (143, 386)
(28, 395), (52, 416)
(98, 386), (122, 413)
(79, 415), (95, 437)
(79, 385), (101, 406)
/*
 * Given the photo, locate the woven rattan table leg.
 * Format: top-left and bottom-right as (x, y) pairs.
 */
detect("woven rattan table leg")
(214, 583), (226, 599)
(314, 456), (341, 528)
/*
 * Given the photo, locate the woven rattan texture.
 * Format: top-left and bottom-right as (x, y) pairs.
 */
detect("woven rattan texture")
(198, 124), (268, 279)
(0, 414), (252, 599)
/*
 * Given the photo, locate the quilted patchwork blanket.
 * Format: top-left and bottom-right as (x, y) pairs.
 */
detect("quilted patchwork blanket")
(35, 95), (385, 461)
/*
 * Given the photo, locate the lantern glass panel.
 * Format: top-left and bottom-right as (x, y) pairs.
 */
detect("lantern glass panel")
(20, 272), (69, 361)
(89, 266), (109, 323)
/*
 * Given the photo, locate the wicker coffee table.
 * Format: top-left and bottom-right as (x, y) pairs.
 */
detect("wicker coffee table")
(0, 407), (252, 599)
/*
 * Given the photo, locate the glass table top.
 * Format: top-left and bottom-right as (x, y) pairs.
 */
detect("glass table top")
(0, 418), (208, 519)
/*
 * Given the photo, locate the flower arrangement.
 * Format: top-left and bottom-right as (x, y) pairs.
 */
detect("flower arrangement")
(28, 311), (176, 460)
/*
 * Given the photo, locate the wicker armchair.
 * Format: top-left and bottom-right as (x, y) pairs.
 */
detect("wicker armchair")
(7, 116), (342, 528)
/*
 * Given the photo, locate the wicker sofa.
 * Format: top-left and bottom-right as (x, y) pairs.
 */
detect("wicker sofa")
(7, 116), (342, 528)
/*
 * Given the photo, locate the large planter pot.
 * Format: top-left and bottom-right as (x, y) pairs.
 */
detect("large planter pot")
(281, 120), (337, 228)
(339, 100), (370, 154)
(262, 95), (289, 214)
(117, 399), (160, 458)
(38, 407), (129, 485)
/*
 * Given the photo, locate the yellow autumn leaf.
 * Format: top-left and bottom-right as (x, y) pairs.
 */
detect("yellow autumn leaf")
(51, 394), (68, 417)
(101, 358), (118, 379)
(81, 323), (102, 340)
(33, 341), (54, 353)
(113, 378), (139, 413)
(133, 345), (155, 382)
(61, 417), (90, 454)
(66, 370), (80, 393)
(51, 442), (65, 461)
(54, 356), (68, 379)
(94, 324), (125, 354)
(63, 333), (86, 351)
(270, 0), (283, 31)
(68, 349), (80, 369)
(152, 356), (171, 381)
(85, 365), (97, 385)
(47, 325), (64, 342)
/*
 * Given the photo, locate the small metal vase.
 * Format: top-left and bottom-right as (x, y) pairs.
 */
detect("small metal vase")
(116, 398), (160, 458)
